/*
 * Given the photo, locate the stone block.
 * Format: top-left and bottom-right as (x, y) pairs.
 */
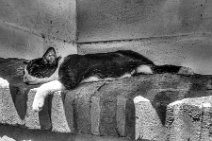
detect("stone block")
(200, 103), (212, 141)
(51, 91), (71, 133)
(116, 95), (127, 137)
(134, 95), (165, 141)
(99, 101), (117, 136)
(64, 91), (76, 133)
(90, 94), (101, 135)
(1, 135), (16, 141)
(64, 82), (105, 134)
(166, 96), (212, 141)
(24, 89), (41, 130)
(0, 87), (24, 125)
(24, 88), (52, 130)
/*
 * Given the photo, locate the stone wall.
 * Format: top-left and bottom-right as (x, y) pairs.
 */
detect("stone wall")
(1, 70), (212, 140)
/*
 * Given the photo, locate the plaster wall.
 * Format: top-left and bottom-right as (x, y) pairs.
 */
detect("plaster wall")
(0, 0), (77, 59)
(78, 0), (212, 42)
(1, 0), (76, 42)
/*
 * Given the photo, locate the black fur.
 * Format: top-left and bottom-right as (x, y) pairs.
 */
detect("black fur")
(59, 50), (155, 89)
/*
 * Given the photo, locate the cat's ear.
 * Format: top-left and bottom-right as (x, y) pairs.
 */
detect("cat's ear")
(42, 47), (57, 65)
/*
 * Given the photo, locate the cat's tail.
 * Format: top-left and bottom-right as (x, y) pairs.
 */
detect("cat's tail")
(152, 65), (194, 75)
(152, 65), (181, 74)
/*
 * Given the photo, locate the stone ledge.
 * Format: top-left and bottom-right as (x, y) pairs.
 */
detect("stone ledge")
(0, 135), (16, 141)
(1, 58), (212, 140)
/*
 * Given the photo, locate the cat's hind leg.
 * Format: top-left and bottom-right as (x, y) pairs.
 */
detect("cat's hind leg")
(135, 65), (154, 75)
(32, 80), (64, 112)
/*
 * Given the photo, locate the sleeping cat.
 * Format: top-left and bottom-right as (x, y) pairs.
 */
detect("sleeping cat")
(23, 47), (191, 112)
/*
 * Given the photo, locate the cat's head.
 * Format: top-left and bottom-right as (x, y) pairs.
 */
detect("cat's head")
(23, 47), (60, 84)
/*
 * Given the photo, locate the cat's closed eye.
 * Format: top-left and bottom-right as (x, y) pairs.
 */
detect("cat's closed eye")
(16, 66), (25, 76)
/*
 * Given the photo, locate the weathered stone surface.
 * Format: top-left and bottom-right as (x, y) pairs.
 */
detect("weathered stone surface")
(90, 94), (101, 135)
(64, 82), (105, 134)
(1, 135), (16, 141)
(0, 87), (24, 125)
(23, 89), (40, 129)
(116, 95), (127, 137)
(134, 96), (165, 141)
(98, 84), (118, 137)
(24, 89), (52, 130)
(201, 103), (212, 141)
(166, 97), (212, 141)
(64, 91), (76, 133)
(51, 91), (71, 133)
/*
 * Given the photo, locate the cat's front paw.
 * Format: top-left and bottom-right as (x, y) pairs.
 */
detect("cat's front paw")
(32, 97), (44, 112)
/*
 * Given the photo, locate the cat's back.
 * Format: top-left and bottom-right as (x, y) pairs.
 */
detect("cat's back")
(60, 50), (153, 68)
(61, 51), (124, 65)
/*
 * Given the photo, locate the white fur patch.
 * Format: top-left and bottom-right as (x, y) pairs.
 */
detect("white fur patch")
(120, 73), (131, 78)
(81, 76), (100, 83)
(133, 96), (150, 104)
(136, 65), (153, 74)
(32, 80), (64, 112)
(202, 103), (211, 108)
(168, 100), (183, 106)
(0, 77), (9, 88)
(104, 77), (114, 81)
(82, 73), (132, 83)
